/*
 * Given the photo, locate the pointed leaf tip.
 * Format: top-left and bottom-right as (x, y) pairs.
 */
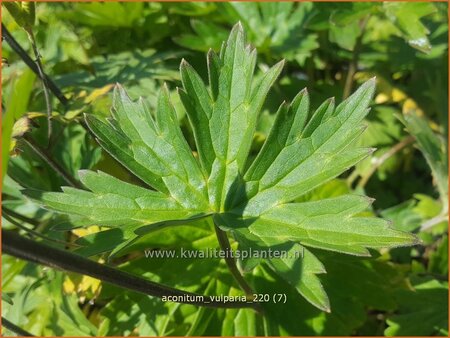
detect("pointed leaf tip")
(365, 196), (376, 205)
(113, 82), (128, 99)
(415, 235), (424, 245)
(162, 82), (170, 93)
(114, 82), (124, 92)
(229, 21), (245, 40)
(83, 113), (98, 129)
(366, 77), (377, 89)
(77, 169), (89, 179)
(180, 58), (189, 69)
(273, 59), (285, 71)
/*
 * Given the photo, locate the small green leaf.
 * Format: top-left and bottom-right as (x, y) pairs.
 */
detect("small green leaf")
(401, 112), (448, 207)
(385, 278), (448, 336)
(2, 293), (14, 305)
(3, 2), (35, 30)
(21, 2), (35, 28)
(173, 20), (228, 52)
(383, 2), (437, 53)
(2, 69), (36, 182)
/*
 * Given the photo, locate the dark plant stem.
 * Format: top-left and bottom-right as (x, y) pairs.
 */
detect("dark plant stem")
(2, 212), (79, 247)
(22, 135), (82, 189)
(214, 225), (254, 297)
(2, 230), (256, 310)
(343, 15), (370, 100)
(47, 123), (67, 153)
(417, 272), (448, 282)
(25, 29), (53, 143)
(2, 207), (40, 226)
(1, 24), (68, 106)
(1, 317), (34, 337)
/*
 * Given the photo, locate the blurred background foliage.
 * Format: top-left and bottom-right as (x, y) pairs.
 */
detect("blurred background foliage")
(1, 2), (448, 336)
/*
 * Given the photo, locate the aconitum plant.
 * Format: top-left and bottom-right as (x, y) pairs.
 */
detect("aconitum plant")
(26, 23), (418, 315)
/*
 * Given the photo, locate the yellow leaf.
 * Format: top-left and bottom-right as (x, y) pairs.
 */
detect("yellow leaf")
(11, 116), (31, 138)
(76, 90), (88, 99)
(9, 139), (19, 157)
(27, 112), (47, 119)
(65, 108), (84, 120)
(72, 225), (102, 238)
(85, 84), (114, 103)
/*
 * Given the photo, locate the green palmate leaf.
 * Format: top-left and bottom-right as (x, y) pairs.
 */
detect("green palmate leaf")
(25, 23), (418, 311)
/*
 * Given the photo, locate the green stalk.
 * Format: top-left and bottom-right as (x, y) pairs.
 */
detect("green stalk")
(25, 28), (53, 143)
(214, 224), (254, 296)
(1, 317), (34, 337)
(22, 134), (82, 189)
(2, 212), (79, 247)
(342, 15), (370, 99)
(1, 24), (68, 106)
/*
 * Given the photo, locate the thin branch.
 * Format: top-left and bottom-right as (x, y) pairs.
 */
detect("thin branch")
(1, 317), (34, 337)
(417, 272), (448, 282)
(22, 134), (82, 189)
(420, 213), (448, 231)
(357, 136), (415, 189)
(2, 230), (256, 310)
(346, 169), (360, 187)
(214, 225), (255, 297)
(342, 15), (370, 100)
(25, 29), (53, 142)
(2, 212), (80, 247)
(2, 207), (40, 226)
(1, 24), (68, 106)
